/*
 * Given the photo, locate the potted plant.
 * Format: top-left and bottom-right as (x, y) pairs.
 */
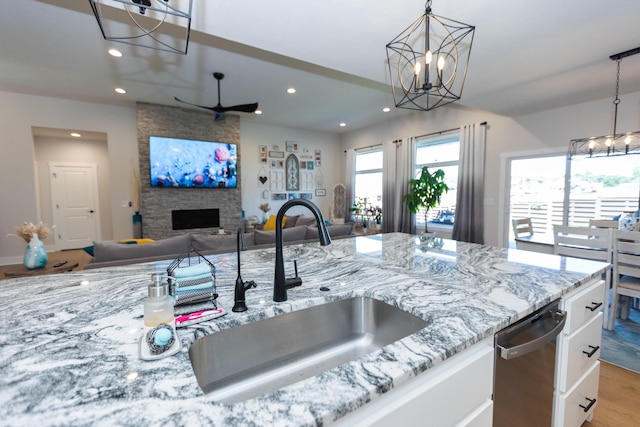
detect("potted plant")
(402, 166), (449, 234)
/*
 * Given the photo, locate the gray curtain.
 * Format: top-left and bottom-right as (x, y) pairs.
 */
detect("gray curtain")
(344, 148), (355, 223)
(452, 123), (487, 244)
(382, 138), (414, 234)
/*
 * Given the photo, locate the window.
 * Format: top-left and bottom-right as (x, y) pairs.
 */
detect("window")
(507, 152), (639, 245)
(414, 135), (459, 229)
(354, 149), (383, 221)
(567, 156), (639, 225)
(508, 154), (566, 240)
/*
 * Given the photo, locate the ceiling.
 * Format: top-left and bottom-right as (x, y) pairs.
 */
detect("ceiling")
(3, 0), (640, 135)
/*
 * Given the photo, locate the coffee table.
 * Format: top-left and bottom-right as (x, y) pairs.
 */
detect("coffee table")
(3, 261), (79, 278)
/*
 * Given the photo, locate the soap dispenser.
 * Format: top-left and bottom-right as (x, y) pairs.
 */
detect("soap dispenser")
(139, 273), (181, 360)
(144, 273), (175, 327)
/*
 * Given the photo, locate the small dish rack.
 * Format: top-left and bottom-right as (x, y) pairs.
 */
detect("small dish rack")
(166, 247), (219, 309)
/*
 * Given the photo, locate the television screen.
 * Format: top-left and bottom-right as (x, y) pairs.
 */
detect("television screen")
(149, 136), (237, 188)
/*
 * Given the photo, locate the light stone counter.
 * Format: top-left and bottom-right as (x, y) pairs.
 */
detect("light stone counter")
(0, 233), (607, 426)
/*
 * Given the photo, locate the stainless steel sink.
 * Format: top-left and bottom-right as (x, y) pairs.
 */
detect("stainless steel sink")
(188, 296), (429, 403)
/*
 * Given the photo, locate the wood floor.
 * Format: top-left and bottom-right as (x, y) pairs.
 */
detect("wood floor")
(1, 252), (639, 426)
(589, 361), (640, 427)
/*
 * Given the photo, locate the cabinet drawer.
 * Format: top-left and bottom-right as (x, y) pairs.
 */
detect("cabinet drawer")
(554, 361), (600, 427)
(557, 312), (602, 392)
(561, 279), (605, 335)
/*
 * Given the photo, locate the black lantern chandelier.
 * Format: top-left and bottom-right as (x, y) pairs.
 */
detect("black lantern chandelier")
(88, 0), (192, 54)
(568, 47), (640, 159)
(386, 0), (475, 111)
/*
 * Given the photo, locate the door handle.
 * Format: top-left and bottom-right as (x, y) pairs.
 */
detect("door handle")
(497, 309), (567, 360)
(585, 301), (602, 311)
(88, 210), (95, 213)
(579, 397), (597, 412)
(582, 345), (600, 358)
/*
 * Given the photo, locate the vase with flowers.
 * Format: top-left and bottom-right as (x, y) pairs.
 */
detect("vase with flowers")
(10, 222), (52, 269)
(259, 203), (271, 223)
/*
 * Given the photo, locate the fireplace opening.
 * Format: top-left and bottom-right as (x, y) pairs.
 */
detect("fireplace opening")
(172, 208), (220, 230)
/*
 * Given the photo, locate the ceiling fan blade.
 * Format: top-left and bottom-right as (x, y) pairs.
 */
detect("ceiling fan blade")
(214, 102), (259, 113)
(174, 96), (216, 111)
(174, 97), (225, 121)
(175, 72), (259, 116)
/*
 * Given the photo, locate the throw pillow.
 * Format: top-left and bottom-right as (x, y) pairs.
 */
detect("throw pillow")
(254, 226), (307, 245)
(263, 215), (287, 231)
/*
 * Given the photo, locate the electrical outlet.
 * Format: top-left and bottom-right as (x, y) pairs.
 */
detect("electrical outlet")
(121, 200), (128, 208)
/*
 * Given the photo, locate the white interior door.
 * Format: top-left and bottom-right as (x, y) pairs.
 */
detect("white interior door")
(50, 162), (101, 250)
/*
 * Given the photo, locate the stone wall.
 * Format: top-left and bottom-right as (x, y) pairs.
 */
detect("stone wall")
(137, 102), (242, 240)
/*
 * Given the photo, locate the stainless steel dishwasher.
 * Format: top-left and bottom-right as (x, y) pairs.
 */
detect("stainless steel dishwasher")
(493, 299), (567, 427)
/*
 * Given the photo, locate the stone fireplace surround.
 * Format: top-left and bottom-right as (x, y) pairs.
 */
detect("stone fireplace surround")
(137, 102), (242, 240)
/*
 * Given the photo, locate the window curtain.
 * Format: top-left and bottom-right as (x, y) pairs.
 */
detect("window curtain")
(382, 138), (414, 234)
(344, 148), (355, 223)
(452, 123), (487, 244)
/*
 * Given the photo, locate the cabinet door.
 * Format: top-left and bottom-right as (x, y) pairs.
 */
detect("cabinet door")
(334, 341), (494, 427)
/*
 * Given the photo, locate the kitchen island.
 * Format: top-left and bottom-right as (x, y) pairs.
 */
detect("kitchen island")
(0, 233), (607, 426)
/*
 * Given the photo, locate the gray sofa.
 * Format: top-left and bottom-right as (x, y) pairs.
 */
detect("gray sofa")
(84, 223), (354, 269)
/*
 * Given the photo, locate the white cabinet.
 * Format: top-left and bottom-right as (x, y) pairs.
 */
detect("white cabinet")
(333, 339), (494, 427)
(554, 278), (604, 426)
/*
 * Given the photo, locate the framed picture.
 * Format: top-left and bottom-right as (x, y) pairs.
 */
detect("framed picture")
(286, 140), (299, 152)
(270, 159), (285, 169)
(259, 145), (268, 164)
(288, 193), (299, 200)
(300, 193), (312, 201)
(272, 193), (287, 201)
(315, 188), (326, 196)
(269, 151), (284, 158)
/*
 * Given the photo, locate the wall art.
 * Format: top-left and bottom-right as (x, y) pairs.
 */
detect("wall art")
(315, 188), (326, 196)
(270, 159), (284, 169)
(257, 166), (268, 187)
(285, 154), (300, 191)
(272, 193), (287, 201)
(269, 151), (284, 158)
(286, 140), (299, 152)
(259, 145), (268, 164)
(269, 170), (284, 191)
(300, 193), (312, 201)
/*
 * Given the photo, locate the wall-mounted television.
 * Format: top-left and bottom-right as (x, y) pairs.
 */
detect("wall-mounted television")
(149, 136), (237, 188)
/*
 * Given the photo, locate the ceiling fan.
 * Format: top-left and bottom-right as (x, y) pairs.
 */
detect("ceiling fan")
(174, 72), (259, 121)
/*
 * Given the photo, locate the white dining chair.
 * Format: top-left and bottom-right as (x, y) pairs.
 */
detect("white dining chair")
(512, 218), (534, 238)
(606, 230), (640, 330)
(588, 219), (619, 229)
(553, 225), (613, 326)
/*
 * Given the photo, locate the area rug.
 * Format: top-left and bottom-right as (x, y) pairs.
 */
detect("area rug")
(600, 306), (640, 374)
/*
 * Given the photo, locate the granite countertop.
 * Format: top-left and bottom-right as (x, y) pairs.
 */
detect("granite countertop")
(0, 233), (607, 426)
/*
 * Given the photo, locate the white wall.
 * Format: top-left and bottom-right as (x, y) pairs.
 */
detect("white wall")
(0, 91), (137, 264)
(34, 135), (113, 243)
(239, 121), (341, 221)
(340, 91), (640, 247)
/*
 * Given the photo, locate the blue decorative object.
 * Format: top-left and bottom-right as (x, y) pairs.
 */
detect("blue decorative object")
(133, 211), (142, 239)
(23, 234), (47, 270)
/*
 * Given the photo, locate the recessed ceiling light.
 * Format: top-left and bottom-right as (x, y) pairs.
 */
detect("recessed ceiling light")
(287, 88), (296, 94)
(108, 48), (122, 57)
(70, 132), (81, 138)
(254, 109), (263, 115)
(383, 107), (391, 112)
(339, 122), (347, 127)
(115, 87), (126, 94)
